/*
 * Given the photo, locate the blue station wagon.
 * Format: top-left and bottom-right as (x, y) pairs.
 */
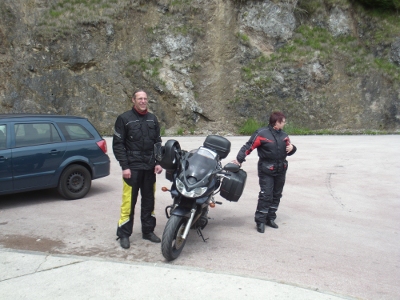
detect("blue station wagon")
(0, 114), (110, 200)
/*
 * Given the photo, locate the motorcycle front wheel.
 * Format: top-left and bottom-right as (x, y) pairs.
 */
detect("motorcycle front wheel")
(161, 215), (188, 261)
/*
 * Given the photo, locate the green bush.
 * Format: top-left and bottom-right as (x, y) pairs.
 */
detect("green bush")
(283, 123), (312, 135)
(355, 0), (400, 10)
(239, 118), (266, 135)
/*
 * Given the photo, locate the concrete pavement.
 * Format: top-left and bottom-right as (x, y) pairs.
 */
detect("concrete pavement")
(1, 135), (399, 299)
(0, 248), (351, 299)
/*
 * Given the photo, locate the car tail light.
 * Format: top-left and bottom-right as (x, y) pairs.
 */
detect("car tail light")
(96, 139), (108, 154)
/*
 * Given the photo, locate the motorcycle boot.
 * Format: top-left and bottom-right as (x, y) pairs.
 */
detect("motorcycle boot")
(256, 222), (265, 233)
(255, 209), (268, 233)
(143, 232), (161, 243)
(266, 219), (279, 229)
(119, 237), (130, 249)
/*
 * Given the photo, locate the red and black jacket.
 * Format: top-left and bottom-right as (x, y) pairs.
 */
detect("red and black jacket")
(236, 125), (296, 165)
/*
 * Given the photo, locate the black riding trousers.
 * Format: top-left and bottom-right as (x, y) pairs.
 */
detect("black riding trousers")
(255, 165), (286, 224)
(117, 169), (156, 238)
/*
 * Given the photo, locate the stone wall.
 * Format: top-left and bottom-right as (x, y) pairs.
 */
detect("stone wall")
(0, 0), (399, 135)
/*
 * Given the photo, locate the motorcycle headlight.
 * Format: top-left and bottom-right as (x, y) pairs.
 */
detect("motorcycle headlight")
(176, 178), (207, 198)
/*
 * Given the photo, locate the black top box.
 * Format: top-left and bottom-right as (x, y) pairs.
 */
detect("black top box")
(203, 135), (231, 159)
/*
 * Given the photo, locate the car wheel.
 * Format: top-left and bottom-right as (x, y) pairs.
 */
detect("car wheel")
(57, 164), (92, 200)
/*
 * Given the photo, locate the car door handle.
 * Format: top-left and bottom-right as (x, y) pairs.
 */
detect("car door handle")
(49, 150), (60, 155)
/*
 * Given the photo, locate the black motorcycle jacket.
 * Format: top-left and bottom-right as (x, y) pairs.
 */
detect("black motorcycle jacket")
(236, 125), (296, 166)
(113, 108), (162, 171)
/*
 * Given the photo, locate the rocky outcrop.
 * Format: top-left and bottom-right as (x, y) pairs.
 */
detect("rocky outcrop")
(0, 0), (399, 135)
(391, 38), (400, 66)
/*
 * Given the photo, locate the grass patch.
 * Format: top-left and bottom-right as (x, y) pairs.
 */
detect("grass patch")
(241, 66), (253, 80)
(374, 58), (400, 81)
(284, 125), (397, 135)
(160, 126), (166, 136)
(36, 0), (132, 38)
(171, 0), (192, 5)
(237, 120), (398, 136)
(237, 32), (250, 45)
(127, 57), (162, 78)
(283, 123), (312, 135)
(239, 118), (267, 135)
(293, 25), (334, 54)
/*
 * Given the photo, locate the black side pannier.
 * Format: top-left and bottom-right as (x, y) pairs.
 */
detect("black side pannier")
(220, 169), (247, 202)
(203, 135), (231, 159)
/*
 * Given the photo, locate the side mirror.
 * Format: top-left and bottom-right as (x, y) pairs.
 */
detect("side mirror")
(223, 162), (240, 173)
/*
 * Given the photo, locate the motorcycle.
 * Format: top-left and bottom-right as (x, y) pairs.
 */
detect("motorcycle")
(155, 135), (247, 261)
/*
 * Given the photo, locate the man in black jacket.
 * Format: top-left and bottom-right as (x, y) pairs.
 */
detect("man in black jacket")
(233, 111), (297, 233)
(113, 89), (163, 249)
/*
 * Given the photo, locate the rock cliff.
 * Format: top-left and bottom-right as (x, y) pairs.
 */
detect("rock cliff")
(0, 0), (399, 135)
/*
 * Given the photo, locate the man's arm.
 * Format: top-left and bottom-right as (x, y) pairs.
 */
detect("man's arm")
(154, 117), (163, 174)
(113, 116), (129, 170)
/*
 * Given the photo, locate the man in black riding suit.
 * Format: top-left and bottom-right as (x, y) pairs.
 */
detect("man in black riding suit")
(113, 89), (163, 249)
(233, 111), (297, 233)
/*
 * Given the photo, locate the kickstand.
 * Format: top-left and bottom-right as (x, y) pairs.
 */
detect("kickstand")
(196, 228), (208, 242)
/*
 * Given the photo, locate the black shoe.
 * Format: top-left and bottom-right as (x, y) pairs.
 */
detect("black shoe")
(266, 219), (279, 229)
(119, 237), (130, 249)
(143, 232), (161, 243)
(256, 222), (265, 233)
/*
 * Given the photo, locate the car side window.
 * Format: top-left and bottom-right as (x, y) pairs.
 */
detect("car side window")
(0, 125), (6, 149)
(14, 123), (62, 147)
(57, 123), (94, 141)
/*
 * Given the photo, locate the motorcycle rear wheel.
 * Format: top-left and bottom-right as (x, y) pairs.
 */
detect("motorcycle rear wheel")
(161, 215), (188, 261)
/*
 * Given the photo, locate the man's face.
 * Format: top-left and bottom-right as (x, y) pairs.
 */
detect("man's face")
(132, 91), (148, 112)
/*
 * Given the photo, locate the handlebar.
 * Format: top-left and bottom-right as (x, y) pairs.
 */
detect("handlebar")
(216, 172), (231, 179)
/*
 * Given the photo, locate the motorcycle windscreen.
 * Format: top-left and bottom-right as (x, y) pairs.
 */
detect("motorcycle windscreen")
(184, 147), (218, 182)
